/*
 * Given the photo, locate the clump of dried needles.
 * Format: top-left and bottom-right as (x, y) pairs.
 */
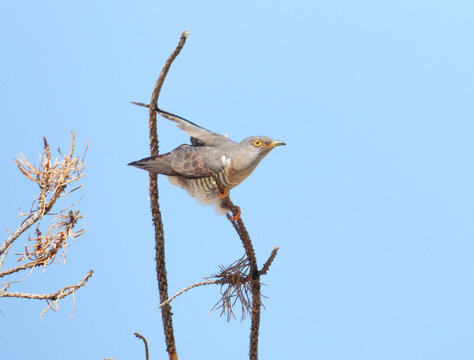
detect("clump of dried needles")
(209, 255), (253, 322)
(0, 133), (92, 318)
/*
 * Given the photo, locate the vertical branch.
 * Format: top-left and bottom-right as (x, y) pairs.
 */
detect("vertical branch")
(146, 30), (189, 360)
(136, 32), (277, 360)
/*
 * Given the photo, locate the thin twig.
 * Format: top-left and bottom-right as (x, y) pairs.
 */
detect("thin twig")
(159, 280), (219, 308)
(145, 30), (189, 360)
(0, 241), (13, 270)
(0, 270), (92, 300)
(134, 332), (150, 360)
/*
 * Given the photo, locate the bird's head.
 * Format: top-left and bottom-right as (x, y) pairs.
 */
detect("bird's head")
(228, 136), (286, 183)
(241, 136), (286, 154)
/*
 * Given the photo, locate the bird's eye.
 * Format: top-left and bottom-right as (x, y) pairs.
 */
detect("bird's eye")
(253, 139), (263, 147)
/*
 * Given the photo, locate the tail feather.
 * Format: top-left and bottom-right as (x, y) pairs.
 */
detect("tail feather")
(128, 154), (179, 176)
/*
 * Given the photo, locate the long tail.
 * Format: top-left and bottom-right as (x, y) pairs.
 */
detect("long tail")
(130, 102), (204, 129)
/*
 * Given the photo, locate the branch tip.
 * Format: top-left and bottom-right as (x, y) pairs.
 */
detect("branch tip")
(134, 332), (150, 360)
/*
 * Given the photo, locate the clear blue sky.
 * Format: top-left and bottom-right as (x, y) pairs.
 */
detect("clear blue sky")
(1, 1), (474, 359)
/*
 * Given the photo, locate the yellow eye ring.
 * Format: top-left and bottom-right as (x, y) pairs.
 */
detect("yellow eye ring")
(253, 139), (263, 147)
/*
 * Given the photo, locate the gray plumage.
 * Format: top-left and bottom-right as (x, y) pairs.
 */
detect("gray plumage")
(129, 105), (285, 214)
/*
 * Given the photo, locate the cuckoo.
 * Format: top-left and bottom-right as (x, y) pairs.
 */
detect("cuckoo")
(128, 104), (285, 220)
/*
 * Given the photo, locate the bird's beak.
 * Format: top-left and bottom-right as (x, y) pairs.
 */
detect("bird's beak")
(264, 140), (286, 148)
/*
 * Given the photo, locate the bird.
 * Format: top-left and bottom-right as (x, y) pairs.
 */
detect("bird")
(128, 103), (285, 220)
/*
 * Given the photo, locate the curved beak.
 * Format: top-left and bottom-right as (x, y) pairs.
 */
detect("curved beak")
(264, 140), (286, 148)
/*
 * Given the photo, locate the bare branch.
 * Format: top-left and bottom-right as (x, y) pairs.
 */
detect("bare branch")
(148, 30), (190, 157)
(141, 30), (189, 360)
(0, 262), (36, 278)
(0, 270), (93, 317)
(134, 332), (150, 360)
(0, 197), (45, 257)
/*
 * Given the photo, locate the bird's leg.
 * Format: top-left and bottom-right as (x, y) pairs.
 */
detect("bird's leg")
(210, 172), (239, 219)
(210, 172), (229, 198)
(217, 187), (229, 198)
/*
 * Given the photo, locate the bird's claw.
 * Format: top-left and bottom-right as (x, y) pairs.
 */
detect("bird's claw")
(217, 187), (229, 198)
(229, 206), (241, 221)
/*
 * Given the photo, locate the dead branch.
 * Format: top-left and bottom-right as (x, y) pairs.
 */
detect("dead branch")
(143, 30), (189, 360)
(1, 133), (85, 257)
(0, 270), (93, 318)
(134, 332), (150, 360)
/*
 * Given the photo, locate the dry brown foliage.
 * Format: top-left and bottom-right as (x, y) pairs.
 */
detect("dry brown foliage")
(19, 210), (84, 268)
(0, 133), (92, 318)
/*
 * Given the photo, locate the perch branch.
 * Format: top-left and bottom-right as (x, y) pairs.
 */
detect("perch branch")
(228, 213), (261, 360)
(211, 174), (269, 359)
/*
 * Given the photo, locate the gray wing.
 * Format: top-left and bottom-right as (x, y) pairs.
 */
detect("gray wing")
(128, 144), (226, 178)
(130, 102), (236, 147)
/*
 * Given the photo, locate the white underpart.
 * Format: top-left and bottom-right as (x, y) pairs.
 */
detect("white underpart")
(167, 175), (228, 215)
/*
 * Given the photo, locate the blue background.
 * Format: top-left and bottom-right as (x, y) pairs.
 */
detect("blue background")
(1, 1), (473, 359)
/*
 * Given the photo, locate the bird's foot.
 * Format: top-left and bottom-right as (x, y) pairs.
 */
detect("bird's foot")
(217, 187), (229, 198)
(228, 206), (241, 221)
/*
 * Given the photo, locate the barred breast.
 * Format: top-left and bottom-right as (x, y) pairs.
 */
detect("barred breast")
(167, 167), (238, 214)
